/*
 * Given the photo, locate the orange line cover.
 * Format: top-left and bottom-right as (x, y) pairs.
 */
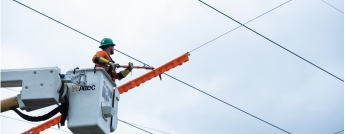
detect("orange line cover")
(22, 115), (61, 134)
(117, 52), (189, 94)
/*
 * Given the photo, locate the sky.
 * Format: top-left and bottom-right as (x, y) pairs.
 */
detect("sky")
(1, 0), (344, 134)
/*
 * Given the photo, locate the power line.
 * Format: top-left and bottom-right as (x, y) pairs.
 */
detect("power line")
(11, 0), (148, 67)
(164, 74), (291, 134)
(198, 0), (344, 82)
(335, 130), (344, 134)
(189, 0), (292, 53)
(321, 0), (344, 14)
(117, 18), (292, 134)
(119, 119), (153, 134)
(123, 121), (171, 134)
(1, 115), (72, 133)
(2, 87), (19, 92)
(13, 0), (100, 43)
(12, 1), (292, 133)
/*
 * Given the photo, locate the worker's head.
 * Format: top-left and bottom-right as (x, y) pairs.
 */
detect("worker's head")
(100, 38), (115, 55)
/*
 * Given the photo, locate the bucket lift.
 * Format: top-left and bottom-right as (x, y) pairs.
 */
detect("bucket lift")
(1, 53), (189, 134)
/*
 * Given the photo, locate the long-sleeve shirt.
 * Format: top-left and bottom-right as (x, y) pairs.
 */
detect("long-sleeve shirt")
(92, 50), (118, 81)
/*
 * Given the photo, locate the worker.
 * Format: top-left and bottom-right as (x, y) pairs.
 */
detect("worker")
(92, 38), (133, 81)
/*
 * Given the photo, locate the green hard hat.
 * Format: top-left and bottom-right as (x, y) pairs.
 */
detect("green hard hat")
(99, 38), (115, 48)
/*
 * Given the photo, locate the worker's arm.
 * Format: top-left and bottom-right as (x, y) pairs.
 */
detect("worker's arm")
(94, 55), (115, 69)
(92, 51), (132, 80)
(116, 62), (133, 80)
(93, 55), (109, 64)
(92, 51), (115, 69)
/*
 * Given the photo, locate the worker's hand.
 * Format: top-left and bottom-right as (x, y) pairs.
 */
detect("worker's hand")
(108, 62), (115, 70)
(127, 62), (134, 71)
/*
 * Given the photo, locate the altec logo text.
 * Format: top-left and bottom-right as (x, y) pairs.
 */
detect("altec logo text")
(72, 85), (96, 92)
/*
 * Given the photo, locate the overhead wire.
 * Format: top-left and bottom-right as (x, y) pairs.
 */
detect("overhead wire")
(164, 74), (291, 134)
(1, 115), (72, 133)
(12, 1), (292, 133)
(335, 130), (344, 134)
(189, 0), (292, 53)
(198, 0), (344, 82)
(321, 0), (344, 14)
(3, 87), (20, 92)
(118, 119), (153, 134)
(12, 0), (99, 43)
(122, 121), (171, 134)
(11, 0), (147, 67)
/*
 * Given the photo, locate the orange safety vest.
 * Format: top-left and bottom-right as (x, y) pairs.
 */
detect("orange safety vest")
(92, 50), (118, 81)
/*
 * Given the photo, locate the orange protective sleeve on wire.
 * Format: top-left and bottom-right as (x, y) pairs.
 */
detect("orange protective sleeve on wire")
(117, 52), (189, 94)
(22, 115), (61, 134)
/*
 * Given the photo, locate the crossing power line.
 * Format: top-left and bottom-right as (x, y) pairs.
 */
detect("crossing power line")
(164, 73), (291, 134)
(321, 0), (344, 14)
(189, 0), (292, 53)
(334, 130), (344, 134)
(118, 119), (153, 134)
(122, 121), (171, 134)
(3, 87), (20, 92)
(198, 0), (344, 82)
(12, 0), (100, 43)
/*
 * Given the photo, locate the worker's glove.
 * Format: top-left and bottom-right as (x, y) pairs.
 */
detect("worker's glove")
(127, 62), (133, 71)
(117, 62), (133, 80)
(108, 62), (115, 70)
(115, 63), (120, 68)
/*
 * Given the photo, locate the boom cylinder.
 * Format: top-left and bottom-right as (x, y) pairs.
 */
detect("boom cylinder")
(1, 96), (19, 112)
